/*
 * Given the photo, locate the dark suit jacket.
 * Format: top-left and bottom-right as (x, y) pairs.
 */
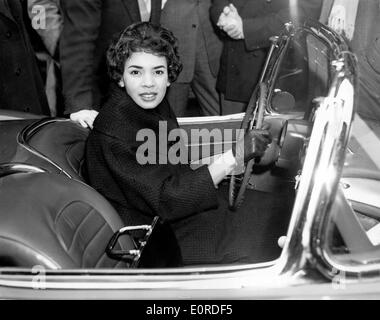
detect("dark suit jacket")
(210, 0), (322, 103)
(160, 0), (222, 83)
(59, 0), (162, 114)
(0, 0), (49, 115)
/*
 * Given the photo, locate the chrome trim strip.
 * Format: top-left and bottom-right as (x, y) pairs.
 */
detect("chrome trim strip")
(0, 163), (47, 177)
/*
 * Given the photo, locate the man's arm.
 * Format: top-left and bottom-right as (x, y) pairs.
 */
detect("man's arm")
(59, 0), (102, 116)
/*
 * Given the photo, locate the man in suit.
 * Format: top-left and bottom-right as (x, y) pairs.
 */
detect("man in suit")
(59, 0), (162, 128)
(0, 0), (50, 115)
(161, 0), (223, 116)
(210, 0), (322, 114)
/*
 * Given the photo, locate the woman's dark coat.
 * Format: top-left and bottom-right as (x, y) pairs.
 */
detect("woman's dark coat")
(0, 0), (49, 115)
(85, 86), (296, 264)
(85, 86), (239, 264)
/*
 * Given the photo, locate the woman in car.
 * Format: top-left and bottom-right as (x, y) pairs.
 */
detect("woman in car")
(85, 22), (272, 265)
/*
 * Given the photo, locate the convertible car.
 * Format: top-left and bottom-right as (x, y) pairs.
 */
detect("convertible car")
(1, 19), (380, 300)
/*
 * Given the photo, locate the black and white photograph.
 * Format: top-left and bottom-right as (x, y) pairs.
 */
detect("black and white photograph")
(1, 0), (380, 303)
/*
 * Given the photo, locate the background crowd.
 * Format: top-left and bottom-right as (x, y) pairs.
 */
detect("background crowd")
(0, 0), (379, 127)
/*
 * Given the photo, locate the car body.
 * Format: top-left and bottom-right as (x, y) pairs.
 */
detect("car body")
(1, 19), (380, 300)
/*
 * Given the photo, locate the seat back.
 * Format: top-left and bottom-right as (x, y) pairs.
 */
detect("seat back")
(26, 119), (89, 181)
(0, 172), (134, 269)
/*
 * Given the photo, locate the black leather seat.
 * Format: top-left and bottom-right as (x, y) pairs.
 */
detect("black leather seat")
(0, 172), (134, 269)
(26, 119), (89, 181)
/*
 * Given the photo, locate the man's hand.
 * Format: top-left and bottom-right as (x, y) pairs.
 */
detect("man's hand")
(216, 5), (232, 28)
(217, 4), (244, 40)
(233, 126), (272, 164)
(70, 109), (99, 129)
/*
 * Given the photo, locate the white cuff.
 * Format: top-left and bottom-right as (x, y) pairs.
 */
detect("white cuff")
(208, 150), (237, 187)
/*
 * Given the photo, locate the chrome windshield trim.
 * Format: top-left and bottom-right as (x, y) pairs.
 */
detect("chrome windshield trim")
(274, 25), (357, 277)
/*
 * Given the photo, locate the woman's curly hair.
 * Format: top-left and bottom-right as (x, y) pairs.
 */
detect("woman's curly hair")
(107, 22), (183, 84)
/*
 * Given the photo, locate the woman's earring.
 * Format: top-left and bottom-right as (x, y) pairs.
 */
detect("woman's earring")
(118, 80), (125, 88)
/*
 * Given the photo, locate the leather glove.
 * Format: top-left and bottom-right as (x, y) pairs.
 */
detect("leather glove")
(233, 126), (272, 164)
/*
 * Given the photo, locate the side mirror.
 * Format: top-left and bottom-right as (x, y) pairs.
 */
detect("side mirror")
(271, 90), (295, 113)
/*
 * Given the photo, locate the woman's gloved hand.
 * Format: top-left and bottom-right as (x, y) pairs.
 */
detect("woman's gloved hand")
(233, 124), (272, 164)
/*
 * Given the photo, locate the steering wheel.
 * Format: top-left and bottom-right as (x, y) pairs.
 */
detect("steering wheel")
(229, 82), (268, 210)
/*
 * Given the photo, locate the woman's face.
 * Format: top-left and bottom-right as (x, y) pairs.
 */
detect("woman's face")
(119, 51), (170, 109)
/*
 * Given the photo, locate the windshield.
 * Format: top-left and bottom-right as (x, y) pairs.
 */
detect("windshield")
(270, 29), (331, 115)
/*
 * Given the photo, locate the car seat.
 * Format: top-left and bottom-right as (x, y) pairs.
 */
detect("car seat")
(0, 172), (134, 269)
(10, 119), (183, 268)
